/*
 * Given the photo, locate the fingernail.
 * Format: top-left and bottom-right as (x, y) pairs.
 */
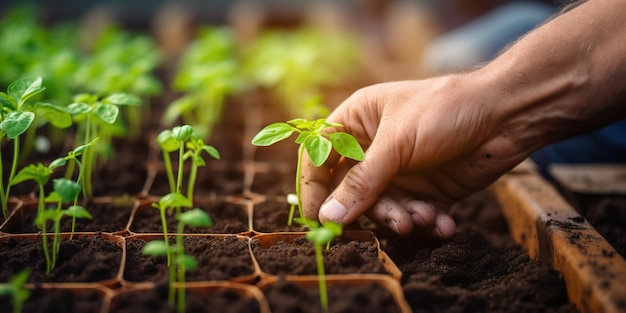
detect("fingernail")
(411, 213), (422, 225)
(320, 198), (347, 223)
(387, 220), (400, 233)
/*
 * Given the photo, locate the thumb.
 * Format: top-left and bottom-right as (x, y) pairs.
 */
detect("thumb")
(319, 142), (398, 225)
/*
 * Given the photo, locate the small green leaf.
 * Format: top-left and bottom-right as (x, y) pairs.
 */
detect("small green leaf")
(72, 138), (99, 156)
(294, 131), (313, 144)
(142, 240), (169, 256)
(0, 92), (15, 111)
(104, 93), (142, 106)
(45, 192), (61, 203)
(294, 217), (320, 229)
(304, 135), (332, 167)
(251, 123), (294, 146)
(192, 155), (206, 167)
(156, 130), (178, 152)
(0, 111), (35, 139)
(95, 103), (119, 124)
(10, 163), (51, 186)
(202, 145), (220, 160)
(158, 193), (192, 210)
(178, 208), (213, 228)
(329, 132), (364, 161)
(9, 268), (30, 288)
(63, 205), (92, 219)
(53, 178), (81, 202)
(49, 158), (67, 170)
(67, 102), (92, 115)
(8, 76), (45, 105)
(173, 125), (193, 142)
(34, 102), (72, 128)
(176, 254), (198, 270)
(306, 227), (336, 245)
(322, 221), (343, 237)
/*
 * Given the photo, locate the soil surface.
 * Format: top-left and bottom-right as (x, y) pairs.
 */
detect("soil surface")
(129, 200), (249, 234)
(252, 200), (308, 233)
(123, 235), (255, 283)
(0, 286), (106, 313)
(109, 283), (261, 313)
(1, 199), (133, 234)
(0, 233), (122, 283)
(252, 235), (389, 276)
(263, 278), (401, 313)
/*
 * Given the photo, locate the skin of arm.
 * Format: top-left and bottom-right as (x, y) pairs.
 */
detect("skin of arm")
(300, 0), (626, 238)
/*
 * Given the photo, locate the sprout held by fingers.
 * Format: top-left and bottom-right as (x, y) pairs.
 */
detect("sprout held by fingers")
(252, 117), (364, 225)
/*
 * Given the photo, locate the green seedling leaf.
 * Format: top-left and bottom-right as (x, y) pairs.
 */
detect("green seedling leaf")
(45, 192), (61, 203)
(178, 208), (213, 228)
(48, 158), (67, 170)
(156, 130), (178, 152)
(10, 163), (51, 186)
(72, 138), (99, 157)
(0, 111), (35, 139)
(191, 155), (205, 167)
(67, 102), (92, 115)
(294, 131), (313, 144)
(36, 208), (63, 225)
(176, 254), (198, 270)
(329, 132), (365, 161)
(0, 92), (15, 111)
(64, 205), (92, 219)
(34, 102), (72, 128)
(9, 268), (30, 288)
(53, 178), (81, 203)
(104, 93), (142, 106)
(95, 103), (119, 124)
(306, 227), (336, 245)
(173, 125), (193, 142)
(202, 145), (220, 160)
(322, 221), (343, 237)
(142, 240), (169, 256)
(8, 76), (45, 105)
(251, 122), (294, 146)
(294, 217), (320, 229)
(304, 135), (332, 167)
(158, 193), (192, 209)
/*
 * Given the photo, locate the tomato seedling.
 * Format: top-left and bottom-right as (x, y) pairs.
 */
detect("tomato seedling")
(142, 208), (212, 313)
(0, 268), (31, 313)
(252, 118), (364, 225)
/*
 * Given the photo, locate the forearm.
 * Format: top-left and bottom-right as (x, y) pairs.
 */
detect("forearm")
(473, 0), (626, 152)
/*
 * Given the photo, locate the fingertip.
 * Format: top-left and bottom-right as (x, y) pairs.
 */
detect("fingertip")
(434, 214), (456, 239)
(319, 197), (348, 223)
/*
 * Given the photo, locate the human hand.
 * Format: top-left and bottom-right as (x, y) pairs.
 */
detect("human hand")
(300, 74), (532, 239)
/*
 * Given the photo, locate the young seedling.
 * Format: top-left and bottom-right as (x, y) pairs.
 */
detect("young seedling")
(0, 76), (71, 218)
(142, 208), (212, 313)
(0, 268), (31, 313)
(40, 178), (92, 273)
(156, 125), (220, 199)
(150, 192), (192, 265)
(10, 142), (95, 274)
(252, 118), (364, 225)
(66, 92), (142, 197)
(296, 217), (343, 311)
(163, 27), (241, 140)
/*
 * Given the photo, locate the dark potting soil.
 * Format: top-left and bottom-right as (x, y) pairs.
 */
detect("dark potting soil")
(91, 137), (150, 198)
(0, 286), (106, 313)
(123, 235), (255, 282)
(376, 190), (579, 313)
(109, 283), (261, 313)
(263, 278), (401, 313)
(147, 166), (245, 198)
(252, 200), (308, 233)
(250, 169), (296, 197)
(129, 200), (249, 234)
(251, 236), (388, 276)
(0, 233), (122, 283)
(2, 199), (133, 234)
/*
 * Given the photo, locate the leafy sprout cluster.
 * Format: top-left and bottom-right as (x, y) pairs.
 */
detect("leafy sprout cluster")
(253, 115), (364, 311)
(252, 117), (364, 225)
(163, 27), (243, 140)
